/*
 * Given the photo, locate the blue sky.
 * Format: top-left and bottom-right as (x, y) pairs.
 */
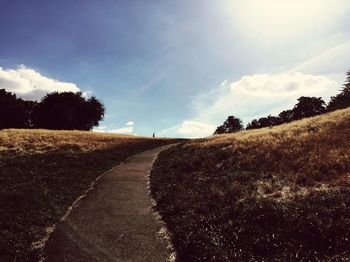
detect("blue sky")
(0, 0), (349, 137)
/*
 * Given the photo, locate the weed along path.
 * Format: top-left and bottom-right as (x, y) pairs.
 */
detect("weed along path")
(42, 144), (176, 262)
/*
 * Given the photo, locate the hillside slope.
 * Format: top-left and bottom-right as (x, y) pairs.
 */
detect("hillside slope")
(0, 129), (180, 261)
(151, 108), (350, 261)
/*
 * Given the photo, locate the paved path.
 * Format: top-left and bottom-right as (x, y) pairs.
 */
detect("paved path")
(42, 145), (175, 262)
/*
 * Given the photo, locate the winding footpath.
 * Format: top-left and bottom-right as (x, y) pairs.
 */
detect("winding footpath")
(42, 145), (175, 262)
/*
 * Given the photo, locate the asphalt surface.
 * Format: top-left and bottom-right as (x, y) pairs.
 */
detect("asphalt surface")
(42, 145), (175, 262)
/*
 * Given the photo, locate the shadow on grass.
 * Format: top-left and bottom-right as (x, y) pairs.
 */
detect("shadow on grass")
(150, 145), (350, 261)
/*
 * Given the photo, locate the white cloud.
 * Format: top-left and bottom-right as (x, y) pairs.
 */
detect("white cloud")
(174, 72), (339, 138)
(178, 120), (216, 138)
(93, 121), (135, 134)
(109, 126), (134, 134)
(230, 73), (335, 97)
(93, 125), (108, 133)
(0, 65), (80, 101)
(200, 72), (338, 121)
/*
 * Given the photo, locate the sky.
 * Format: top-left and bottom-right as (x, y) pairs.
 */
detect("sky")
(0, 0), (349, 137)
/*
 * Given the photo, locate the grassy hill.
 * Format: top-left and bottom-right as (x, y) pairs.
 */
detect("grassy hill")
(151, 108), (350, 261)
(0, 129), (180, 261)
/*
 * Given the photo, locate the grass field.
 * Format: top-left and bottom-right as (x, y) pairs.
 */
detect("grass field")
(151, 108), (350, 261)
(0, 129), (180, 261)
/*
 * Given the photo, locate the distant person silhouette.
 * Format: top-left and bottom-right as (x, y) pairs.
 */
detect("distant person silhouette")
(152, 132), (155, 138)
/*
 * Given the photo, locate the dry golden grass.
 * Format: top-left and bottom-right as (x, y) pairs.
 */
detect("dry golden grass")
(150, 108), (350, 261)
(0, 129), (181, 261)
(0, 129), (160, 154)
(190, 107), (350, 186)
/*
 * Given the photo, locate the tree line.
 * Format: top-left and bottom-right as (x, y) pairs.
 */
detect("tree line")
(0, 90), (104, 130)
(214, 70), (350, 134)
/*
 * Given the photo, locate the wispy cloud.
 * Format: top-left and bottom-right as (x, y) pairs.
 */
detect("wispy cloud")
(289, 39), (350, 77)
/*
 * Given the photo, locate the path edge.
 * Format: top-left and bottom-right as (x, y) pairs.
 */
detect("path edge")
(147, 143), (179, 262)
(35, 156), (133, 262)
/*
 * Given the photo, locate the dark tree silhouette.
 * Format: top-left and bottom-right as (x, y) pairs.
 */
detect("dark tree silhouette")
(246, 97), (326, 130)
(77, 96), (105, 130)
(258, 115), (281, 128)
(246, 115), (281, 129)
(328, 71), (350, 111)
(278, 109), (294, 123)
(0, 89), (27, 129)
(246, 119), (259, 130)
(214, 116), (243, 134)
(35, 92), (104, 130)
(292, 96), (326, 120)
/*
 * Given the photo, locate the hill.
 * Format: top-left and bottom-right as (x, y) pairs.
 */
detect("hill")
(150, 108), (350, 261)
(0, 129), (180, 261)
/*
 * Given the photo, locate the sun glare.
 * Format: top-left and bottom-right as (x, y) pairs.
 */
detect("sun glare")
(224, 0), (346, 46)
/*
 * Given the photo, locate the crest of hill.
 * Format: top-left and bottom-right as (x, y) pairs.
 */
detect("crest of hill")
(208, 107), (350, 145)
(192, 107), (350, 184)
(0, 129), (172, 154)
(150, 108), (350, 261)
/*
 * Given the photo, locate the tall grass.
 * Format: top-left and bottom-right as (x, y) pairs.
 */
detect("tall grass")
(0, 129), (140, 154)
(150, 108), (350, 261)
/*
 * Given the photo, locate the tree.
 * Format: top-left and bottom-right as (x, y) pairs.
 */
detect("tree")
(257, 115), (281, 128)
(327, 71), (350, 111)
(35, 92), (104, 130)
(246, 119), (259, 130)
(77, 96), (105, 130)
(278, 109), (294, 124)
(246, 115), (281, 130)
(0, 89), (27, 129)
(292, 96), (326, 120)
(214, 116), (243, 134)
